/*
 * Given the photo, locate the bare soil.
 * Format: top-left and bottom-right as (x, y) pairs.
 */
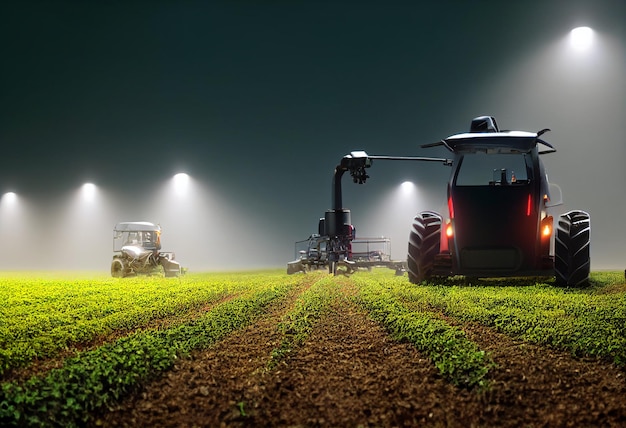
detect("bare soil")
(96, 280), (626, 427)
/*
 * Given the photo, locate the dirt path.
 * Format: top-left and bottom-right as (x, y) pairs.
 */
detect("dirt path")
(96, 279), (626, 427)
(95, 279), (313, 427)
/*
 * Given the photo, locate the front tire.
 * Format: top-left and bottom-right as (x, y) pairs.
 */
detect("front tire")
(111, 258), (128, 278)
(555, 210), (590, 287)
(407, 211), (442, 284)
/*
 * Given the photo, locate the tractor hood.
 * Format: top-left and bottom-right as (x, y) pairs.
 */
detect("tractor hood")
(121, 245), (153, 259)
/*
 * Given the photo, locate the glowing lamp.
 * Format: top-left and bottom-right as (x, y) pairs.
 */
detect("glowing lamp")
(570, 27), (594, 51)
(400, 181), (415, 194)
(2, 192), (17, 204)
(81, 183), (97, 201)
(173, 173), (190, 195)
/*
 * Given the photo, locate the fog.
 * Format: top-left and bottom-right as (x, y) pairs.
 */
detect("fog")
(466, 28), (626, 269)
(0, 177), (283, 272)
(339, 163), (450, 262)
(331, 26), (626, 270)
(1, 2), (624, 273)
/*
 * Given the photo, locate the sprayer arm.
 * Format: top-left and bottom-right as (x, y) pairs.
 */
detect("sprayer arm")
(331, 150), (453, 210)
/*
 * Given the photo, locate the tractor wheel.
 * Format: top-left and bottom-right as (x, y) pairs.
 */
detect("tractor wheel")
(555, 210), (590, 287)
(111, 258), (128, 278)
(407, 211), (442, 284)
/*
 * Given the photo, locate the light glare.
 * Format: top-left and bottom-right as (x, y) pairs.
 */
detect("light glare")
(172, 172), (190, 195)
(81, 183), (97, 201)
(174, 172), (189, 189)
(400, 181), (415, 194)
(570, 27), (593, 51)
(2, 192), (17, 204)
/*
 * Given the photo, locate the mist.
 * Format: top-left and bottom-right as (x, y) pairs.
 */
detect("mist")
(340, 24), (626, 269)
(1, 1), (624, 273)
(0, 177), (287, 272)
(462, 28), (626, 269)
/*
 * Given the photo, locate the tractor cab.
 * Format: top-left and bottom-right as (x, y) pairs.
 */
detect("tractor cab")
(441, 130), (554, 276)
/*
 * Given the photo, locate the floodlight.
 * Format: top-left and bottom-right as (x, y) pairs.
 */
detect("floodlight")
(173, 173), (190, 195)
(570, 27), (594, 51)
(400, 181), (415, 194)
(81, 183), (97, 201)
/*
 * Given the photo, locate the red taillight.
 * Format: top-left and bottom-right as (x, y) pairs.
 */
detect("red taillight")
(448, 196), (455, 219)
(527, 194), (532, 216)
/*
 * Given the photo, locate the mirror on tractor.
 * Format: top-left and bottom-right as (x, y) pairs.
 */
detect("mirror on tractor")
(545, 183), (564, 208)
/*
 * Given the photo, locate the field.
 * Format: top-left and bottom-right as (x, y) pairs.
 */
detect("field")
(1, 269), (625, 427)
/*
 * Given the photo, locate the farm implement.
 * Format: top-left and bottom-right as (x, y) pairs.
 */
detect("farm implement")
(289, 116), (591, 287)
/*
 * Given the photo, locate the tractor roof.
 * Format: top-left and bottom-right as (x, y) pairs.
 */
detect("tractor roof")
(441, 131), (555, 154)
(114, 222), (161, 232)
(422, 117), (556, 155)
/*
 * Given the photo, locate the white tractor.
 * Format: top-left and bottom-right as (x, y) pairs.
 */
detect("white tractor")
(111, 222), (183, 278)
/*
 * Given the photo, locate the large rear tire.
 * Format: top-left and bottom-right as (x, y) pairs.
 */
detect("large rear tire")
(555, 210), (590, 287)
(111, 258), (128, 278)
(407, 211), (442, 284)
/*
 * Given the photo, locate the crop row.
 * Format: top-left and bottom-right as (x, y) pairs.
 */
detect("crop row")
(1, 269), (624, 426)
(351, 275), (494, 388)
(363, 270), (626, 365)
(269, 274), (343, 368)
(0, 272), (289, 375)
(0, 272), (304, 427)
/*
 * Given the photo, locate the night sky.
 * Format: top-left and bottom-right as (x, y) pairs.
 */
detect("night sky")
(1, 0), (625, 271)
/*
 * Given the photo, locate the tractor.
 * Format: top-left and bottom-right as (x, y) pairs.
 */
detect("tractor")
(111, 222), (183, 278)
(320, 116), (591, 286)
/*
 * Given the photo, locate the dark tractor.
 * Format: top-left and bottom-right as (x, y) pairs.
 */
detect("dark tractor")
(323, 116), (591, 287)
(111, 222), (183, 278)
(408, 116), (590, 286)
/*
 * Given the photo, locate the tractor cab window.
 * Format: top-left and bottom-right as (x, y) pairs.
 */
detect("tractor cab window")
(125, 232), (140, 245)
(454, 152), (532, 186)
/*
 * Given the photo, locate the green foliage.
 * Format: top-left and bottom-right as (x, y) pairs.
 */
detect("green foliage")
(352, 275), (494, 388)
(0, 271), (300, 427)
(1, 269), (624, 426)
(269, 275), (340, 368)
(376, 270), (626, 366)
(0, 272), (287, 375)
